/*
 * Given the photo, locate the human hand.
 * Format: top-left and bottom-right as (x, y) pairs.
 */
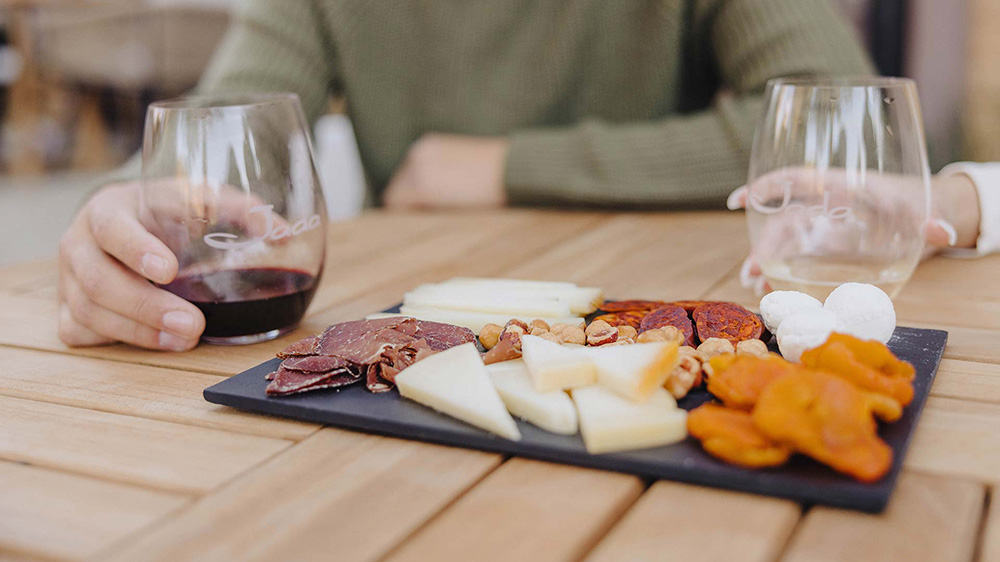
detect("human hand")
(727, 168), (980, 295)
(383, 133), (509, 208)
(58, 182), (206, 350)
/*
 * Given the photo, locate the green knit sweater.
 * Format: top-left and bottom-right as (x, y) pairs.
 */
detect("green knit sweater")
(196, 0), (872, 207)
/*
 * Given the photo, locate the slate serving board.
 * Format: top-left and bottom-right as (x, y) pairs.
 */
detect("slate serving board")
(204, 315), (947, 513)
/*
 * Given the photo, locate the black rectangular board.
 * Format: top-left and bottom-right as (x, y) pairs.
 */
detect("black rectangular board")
(204, 316), (947, 513)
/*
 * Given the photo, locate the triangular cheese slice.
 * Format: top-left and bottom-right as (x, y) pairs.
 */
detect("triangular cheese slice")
(487, 359), (578, 435)
(571, 386), (687, 454)
(521, 335), (597, 392)
(585, 341), (680, 403)
(395, 343), (521, 441)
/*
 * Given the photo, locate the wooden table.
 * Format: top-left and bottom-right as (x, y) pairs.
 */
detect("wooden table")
(1, 209), (998, 562)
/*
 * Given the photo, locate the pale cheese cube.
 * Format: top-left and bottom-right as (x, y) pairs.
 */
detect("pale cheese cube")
(585, 341), (680, 403)
(395, 343), (521, 441)
(571, 386), (687, 454)
(521, 335), (597, 393)
(487, 359), (578, 435)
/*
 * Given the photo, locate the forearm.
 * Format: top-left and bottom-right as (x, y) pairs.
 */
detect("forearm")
(504, 96), (761, 208)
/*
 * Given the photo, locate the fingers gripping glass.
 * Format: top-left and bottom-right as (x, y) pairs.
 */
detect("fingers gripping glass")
(746, 77), (931, 299)
(140, 94), (327, 345)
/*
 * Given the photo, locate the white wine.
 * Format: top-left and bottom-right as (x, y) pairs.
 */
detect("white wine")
(761, 255), (914, 300)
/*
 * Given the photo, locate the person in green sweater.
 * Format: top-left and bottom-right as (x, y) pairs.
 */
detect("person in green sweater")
(56, 0), (982, 350)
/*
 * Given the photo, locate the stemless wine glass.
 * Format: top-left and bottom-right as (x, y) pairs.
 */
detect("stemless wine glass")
(746, 77), (931, 300)
(140, 93), (327, 345)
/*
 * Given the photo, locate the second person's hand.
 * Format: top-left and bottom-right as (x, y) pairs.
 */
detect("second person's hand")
(383, 133), (509, 208)
(726, 169), (981, 295)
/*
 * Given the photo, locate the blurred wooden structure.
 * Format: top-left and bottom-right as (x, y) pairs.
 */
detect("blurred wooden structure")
(0, 1), (229, 175)
(964, 0), (1000, 161)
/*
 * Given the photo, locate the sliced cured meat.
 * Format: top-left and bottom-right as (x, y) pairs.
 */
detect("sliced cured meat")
(593, 311), (646, 329)
(639, 304), (695, 346)
(366, 364), (393, 393)
(276, 336), (319, 358)
(411, 320), (475, 351)
(268, 316), (474, 396)
(281, 355), (350, 373)
(315, 318), (416, 364)
(266, 366), (360, 395)
(692, 302), (764, 346)
(599, 300), (666, 313)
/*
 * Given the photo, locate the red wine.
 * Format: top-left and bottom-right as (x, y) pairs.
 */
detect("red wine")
(163, 268), (318, 338)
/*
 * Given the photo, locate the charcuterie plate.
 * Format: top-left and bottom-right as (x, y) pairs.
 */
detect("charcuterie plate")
(205, 302), (946, 513)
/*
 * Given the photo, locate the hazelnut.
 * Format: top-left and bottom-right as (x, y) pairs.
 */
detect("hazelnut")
(530, 319), (551, 332)
(538, 331), (563, 343)
(550, 323), (586, 345)
(585, 320), (619, 346)
(529, 326), (549, 336)
(697, 338), (736, 360)
(479, 323), (502, 350)
(637, 326), (685, 345)
(736, 339), (769, 358)
(505, 319), (529, 333)
(617, 325), (638, 341)
(665, 353), (703, 399)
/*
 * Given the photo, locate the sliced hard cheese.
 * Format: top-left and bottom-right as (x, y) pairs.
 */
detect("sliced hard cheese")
(418, 279), (604, 315)
(521, 335), (597, 393)
(585, 341), (680, 403)
(390, 307), (582, 334)
(571, 386), (687, 454)
(395, 343), (521, 441)
(486, 359), (578, 435)
(402, 290), (573, 318)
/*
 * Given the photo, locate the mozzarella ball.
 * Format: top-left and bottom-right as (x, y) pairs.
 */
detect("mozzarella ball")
(759, 290), (823, 333)
(776, 308), (839, 363)
(823, 283), (896, 343)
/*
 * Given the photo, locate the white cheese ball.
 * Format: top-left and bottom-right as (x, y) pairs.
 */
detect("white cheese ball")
(823, 283), (896, 343)
(759, 291), (824, 333)
(776, 309), (839, 363)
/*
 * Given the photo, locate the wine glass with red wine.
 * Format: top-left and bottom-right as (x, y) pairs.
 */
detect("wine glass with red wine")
(140, 93), (327, 345)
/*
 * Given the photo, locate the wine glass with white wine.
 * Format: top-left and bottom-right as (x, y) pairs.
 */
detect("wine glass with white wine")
(746, 77), (931, 300)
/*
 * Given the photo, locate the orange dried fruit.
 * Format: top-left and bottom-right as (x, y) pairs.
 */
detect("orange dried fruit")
(688, 404), (792, 468)
(752, 370), (893, 483)
(706, 354), (802, 410)
(800, 333), (915, 407)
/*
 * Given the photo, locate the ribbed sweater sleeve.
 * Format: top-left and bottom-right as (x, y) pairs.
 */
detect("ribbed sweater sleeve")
(504, 0), (874, 208)
(196, 0), (337, 124)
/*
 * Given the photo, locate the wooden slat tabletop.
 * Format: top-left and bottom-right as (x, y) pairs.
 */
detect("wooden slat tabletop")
(0, 209), (997, 562)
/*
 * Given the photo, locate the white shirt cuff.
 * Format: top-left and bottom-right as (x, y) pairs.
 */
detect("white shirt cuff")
(939, 161), (1000, 257)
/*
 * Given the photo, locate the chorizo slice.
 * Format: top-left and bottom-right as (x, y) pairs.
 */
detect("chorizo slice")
(667, 300), (716, 314)
(599, 300), (666, 312)
(592, 311), (646, 329)
(692, 302), (764, 346)
(638, 304), (695, 346)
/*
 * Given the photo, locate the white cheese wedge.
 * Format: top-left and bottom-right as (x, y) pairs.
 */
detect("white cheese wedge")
(486, 359), (578, 435)
(571, 386), (687, 454)
(394, 343), (521, 441)
(521, 335), (598, 393)
(585, 341), (680, 403)
(377, 308), (581, 334)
